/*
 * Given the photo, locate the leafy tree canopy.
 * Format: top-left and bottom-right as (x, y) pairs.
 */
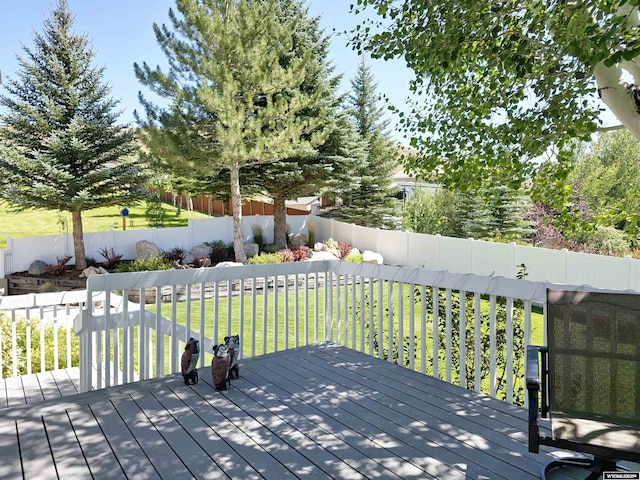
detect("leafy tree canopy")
(350, 1), (640, 191)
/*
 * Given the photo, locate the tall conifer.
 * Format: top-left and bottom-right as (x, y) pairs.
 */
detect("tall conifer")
(136, 0), (325, 262)
(0, 0), (147, 270)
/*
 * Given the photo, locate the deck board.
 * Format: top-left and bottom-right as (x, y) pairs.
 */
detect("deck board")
(43, 405), (93, 478)
(302, 346), (545, 477)
(66, 405), (127, 479)
(1, 343), (636, 479)
(91, 399), (162, 479)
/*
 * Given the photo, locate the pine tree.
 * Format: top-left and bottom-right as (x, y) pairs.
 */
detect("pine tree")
(333, 55), (398, 229)
(250, 0), (356, 248)
(0, 0), (147, 270)
(135, 0), (325, 262)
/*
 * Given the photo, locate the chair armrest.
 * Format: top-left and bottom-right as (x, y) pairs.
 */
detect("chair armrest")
(526, 345), (540, 392)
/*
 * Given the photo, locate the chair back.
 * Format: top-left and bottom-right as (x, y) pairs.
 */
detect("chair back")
(547, 289), (640, 453)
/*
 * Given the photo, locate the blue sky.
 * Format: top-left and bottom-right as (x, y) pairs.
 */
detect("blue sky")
(0, 0), (413, 142)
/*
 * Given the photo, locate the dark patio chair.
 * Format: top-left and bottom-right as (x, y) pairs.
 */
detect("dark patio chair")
(526, 289), (640, 479)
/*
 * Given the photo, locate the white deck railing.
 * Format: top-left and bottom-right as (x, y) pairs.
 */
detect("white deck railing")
(68, 260), (572, 406)
(0, 290), (87, 377)
(3, 261), (620, 405)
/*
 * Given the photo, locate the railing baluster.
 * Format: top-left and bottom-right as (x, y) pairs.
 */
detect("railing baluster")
(123, 289), (129, 384)
(199, 282), (205, 368)
(274, 275), (279, 352)
(39, 305), (45, 373)
(474, 292), (481, 393)
(262, 276), (268, 355)
(351, 274), (356, 350)
(524, 299), (532, 406)
(489, 294), (497, 398)
(398, 282), (404, 367)
(445, 288), (452, 383)
(387, 280), (393, 363)
(432, 287), (439, 378)
(377, 279), (383, 360)
(213, 281), (219, 345)
(171, 285), (178, 373)
(227, 280), (232, 338)
(239, 278), (245, 359)
(359, 276), (365, 354)
(420, 285), (427, 375)
(459, 291), (466, 388)
(506, 297), (514, 404)
(409, 283), (415, 371)
(155, 288), (162, 379)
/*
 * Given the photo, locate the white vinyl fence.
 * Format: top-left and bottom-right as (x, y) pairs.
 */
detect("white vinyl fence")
(2, 214), (640, 292)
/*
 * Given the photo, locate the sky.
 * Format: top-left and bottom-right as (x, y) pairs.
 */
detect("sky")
(0, 0), (413, 142)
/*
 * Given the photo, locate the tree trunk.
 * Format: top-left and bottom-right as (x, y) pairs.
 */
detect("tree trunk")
(72, 210), (86, 270)
(231, 165), (247, 263)
(176, 192), (182, 216)
(273, 196), (288, 249)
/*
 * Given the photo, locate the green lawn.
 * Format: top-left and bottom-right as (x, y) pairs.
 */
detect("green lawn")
(0, 202), (211, 249)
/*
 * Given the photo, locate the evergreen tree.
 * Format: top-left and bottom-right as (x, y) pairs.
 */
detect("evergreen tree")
(135, 0), (325, 263)
(250, 0), (356, 248)
(332, 55), (398, 229)
(0, 0), (147, 270)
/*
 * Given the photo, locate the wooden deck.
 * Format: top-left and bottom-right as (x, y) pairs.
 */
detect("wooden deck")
(0, 343), (633, 479)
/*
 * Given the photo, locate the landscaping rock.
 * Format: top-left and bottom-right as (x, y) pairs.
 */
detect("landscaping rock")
(215, 261), (244, 268)
(363, 250), (384, 265)
(313, 242), (325, 251)
(136, 240), (161, 260)
(288, 233), (308, 248)
(79, 266), (108, 278)
(190, 244), (212, 259)
(309, 250), (341, 261)
(182, 253), (196, 265)
(244, 242), (259, 258)
(27, 260), (47, 275)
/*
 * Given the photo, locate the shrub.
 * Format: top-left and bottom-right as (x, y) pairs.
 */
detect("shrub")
(44, 255), (72, 276)
(145, 194), (165, 228)
(85, 256), (98, 267)
(306, 221), (316, 247)
(115, 255), (173, 273)
(263, 244), (279, 254)
(343, 252), (363, 263)
(337, 240), (352, 259)
(279, 249), (295, 263)
(207, 240), (234, 264)
(163, 247), (186, 264)
(248, 252), (284, 264)
(325, 238), (338, 250)
(291, 245), (311, 262)
(1, 314), (79, 378)
(251, 224), (265, 252)
(98, 247), (123, 270)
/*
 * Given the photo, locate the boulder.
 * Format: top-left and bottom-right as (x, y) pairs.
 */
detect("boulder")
(244, 242), (259, 258)
(190, 244), (212, 259)
(136, 240), (161, 260)
(309, 250), (341, 261)
(362, 250), (384, 265)
(215, 261), (244, 268)
(27, 260), (47, 275)
(79, 266), (109, 278)
(288, 233), (308, 248)
(182, 253), (196, 266)
(313, 242), (325, 252)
